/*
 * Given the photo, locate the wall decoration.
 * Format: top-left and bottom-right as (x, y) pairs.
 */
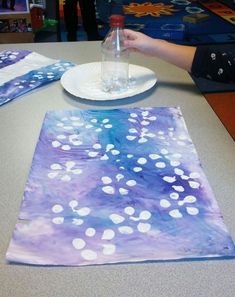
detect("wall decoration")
(0, 0), (29, 14)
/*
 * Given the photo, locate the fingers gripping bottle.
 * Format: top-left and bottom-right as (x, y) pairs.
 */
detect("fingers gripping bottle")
(101, 14), (129, 93)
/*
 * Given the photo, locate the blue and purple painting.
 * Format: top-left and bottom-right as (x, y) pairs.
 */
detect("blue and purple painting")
(0, 50), (75, 106)
(6, 107), (235, 266)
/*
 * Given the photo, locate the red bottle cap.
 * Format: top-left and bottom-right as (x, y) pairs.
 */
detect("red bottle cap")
(109, 15), (125, 27)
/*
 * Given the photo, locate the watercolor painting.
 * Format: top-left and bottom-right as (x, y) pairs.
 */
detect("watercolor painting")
(0, 0), (29, 14)
(0, 50), (75, 106)
(6, 107), (235, 266)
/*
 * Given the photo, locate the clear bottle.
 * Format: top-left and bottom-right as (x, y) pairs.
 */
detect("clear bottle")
(101, 14), (129, 93)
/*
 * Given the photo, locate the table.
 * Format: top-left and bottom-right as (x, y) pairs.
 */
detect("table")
(0, 41), (234, 297)
(205, 92), (235, 141)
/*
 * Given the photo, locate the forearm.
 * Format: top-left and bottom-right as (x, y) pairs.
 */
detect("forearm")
(151, 39), (196, 72)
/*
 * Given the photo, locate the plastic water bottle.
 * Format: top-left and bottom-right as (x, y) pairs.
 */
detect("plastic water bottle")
(101, 14), (129, 93)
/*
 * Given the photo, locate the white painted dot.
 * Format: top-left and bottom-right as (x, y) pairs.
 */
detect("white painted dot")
(169, 209), (183, 218)
(52, 204), (63, 213)
(184, 195), (197, 204)
(61, 175), (71, 181)
(141, 120), (150, 126)
(139, 210), (151, 220)
(65, 161), (76, 169)
(163, 176), (176, 183)
(72, 238), (86, 250)
(100, 154), (109, 161)
(116, 174), (124, 181)
(181, 175), (189, 180)
(172, 185), (185, 192)
(109, 213), (125, 224)
(101, 176), (112, 184)
(52, 217), (64, 224)
(126, 135), (137, 141)
(119, 188), (129, 195)
(189, 172), (200, 179)
(111, 149), (120, 155)
(96, 128), (102, 132)
(104, 124), (112, 129)
(142, 111), (149, 116)
(51, 163), (62, 170)
(91, 118), (97, 123)
(102, 118), (109, 123)
(137, 223), (151, 233)
(61, 145), (71, 151)
(160, 199), (171, 208)
(137, 158), (147, 165)
(72, 168), (82, 175)
(160, 149), (168, 155)
(102, 244), (116, 255)
(48, 172), (59, 179)
(133, 167), (142, 172)
(189, 181), (200, 189)
(106, 144), (114, 151)
(69, 200), (78, 208)
(186, 207), (199, 215)
(70, 116), (80, 121)
(102, 186), (115, 194)
(138, 138), (148, 143)
(127, 154), (133, 158)
(57, 134), (66, 140)
(174, 168), (184, 175)
(170, 160), (181, 167)
(102, 229), (115, 240)
(63, 126), (73, 130)
(149, 154), (161, 160)
(72, 218), (84, 225)
(88, 151), (99, 157)
(52, 141), (61, 148)
(129, 128), (138, 133)
(124, 206), (135, 215)
(118, 226), (134, 234)
(155, 162), (166, 168)
(93, 143), (102, 149)
(77, 207), (91, 216)
(85, 124), (93, 129)
(85, 228), (96, 237)
(170, 192), (179, 200)
(81, 249), (97, 260)
(126, 180), (137, 187)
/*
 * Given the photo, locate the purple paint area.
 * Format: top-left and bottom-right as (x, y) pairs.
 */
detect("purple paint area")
(6, 107), (235, 266)
(0, 50), (31, 69)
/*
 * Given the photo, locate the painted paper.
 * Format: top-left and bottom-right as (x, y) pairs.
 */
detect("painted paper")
(6, 107), (235, 266)
(0, 50), (75, 106)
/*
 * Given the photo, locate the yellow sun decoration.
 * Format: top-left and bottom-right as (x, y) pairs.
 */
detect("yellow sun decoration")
(124, 2), (178, 17)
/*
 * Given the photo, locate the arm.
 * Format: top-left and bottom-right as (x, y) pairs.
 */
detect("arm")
(124, 29), (196, 72)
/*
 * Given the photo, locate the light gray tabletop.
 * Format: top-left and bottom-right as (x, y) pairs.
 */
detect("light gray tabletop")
(0, 41), (234, 297)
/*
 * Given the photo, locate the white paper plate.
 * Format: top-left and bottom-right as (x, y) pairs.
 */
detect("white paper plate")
(60, 62), (157, 100)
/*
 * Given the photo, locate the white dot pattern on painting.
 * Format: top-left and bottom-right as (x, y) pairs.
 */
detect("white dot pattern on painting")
(52, 204), (63, 213)
(85, 228), (96, 237)
(48, 108), (205, 263)
(101, 172), (137, 196)
(48, 161), (83, 182)
(118, 226), (133, 234)
(102, 229), (115, 240)
(81, 249), (98, 260)
(72, 238), (86, 250)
